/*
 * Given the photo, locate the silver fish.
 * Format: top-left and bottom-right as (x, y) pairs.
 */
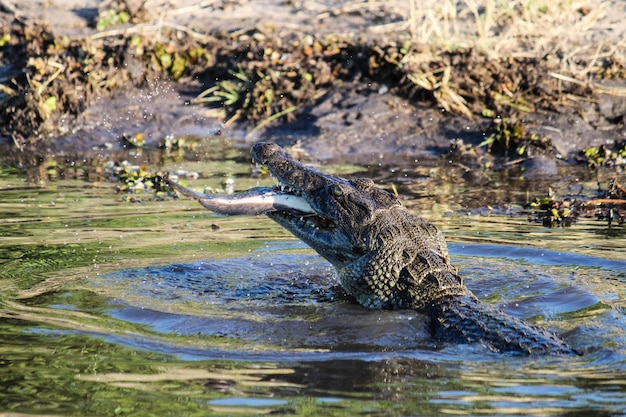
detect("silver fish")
(166, 179), (313, 216)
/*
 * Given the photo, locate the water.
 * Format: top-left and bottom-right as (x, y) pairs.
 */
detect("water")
(1, 142), (625, 416)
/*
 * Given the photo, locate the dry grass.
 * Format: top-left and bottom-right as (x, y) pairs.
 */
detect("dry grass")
(311, 0), (624, 116)
(404, 0), (625, 75)
(367, 0), (626, 116)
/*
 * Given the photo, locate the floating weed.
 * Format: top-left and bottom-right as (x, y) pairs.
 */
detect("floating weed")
(526, 178), (626, 228)
(0, 32), (10, 47)
(527, 195), (576, 228)
(581, 141), (626, 168)
(158, 135), (202, 153)
(109, 161), (172, 202)
(120, 133), (145, 148)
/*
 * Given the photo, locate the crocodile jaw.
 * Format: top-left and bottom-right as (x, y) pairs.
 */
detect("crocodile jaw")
(250, 143), (361, 266)
(265, 209), (357, 266)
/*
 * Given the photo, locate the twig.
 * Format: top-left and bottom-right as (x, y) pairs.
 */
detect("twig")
(317, 0), (391, 19)
(368, 20), (408, 34)
(581, 199), (626, 207)
(90, 21), (212, 42)
(164, 0), (218, 16)
(593, 84), (626, 97)
(613, 181), (626, 195)
(581, 42), (605, 78)
(36, 61), (65, 95)
(549, 72), (586, 86)
(550, 71), (626, 97)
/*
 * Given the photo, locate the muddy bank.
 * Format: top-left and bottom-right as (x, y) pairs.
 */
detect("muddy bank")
(262, 82), (626, 166)
(0, 0), (625, 166)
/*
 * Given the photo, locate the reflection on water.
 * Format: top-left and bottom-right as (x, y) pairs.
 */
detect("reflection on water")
(1, 143), (625, 416)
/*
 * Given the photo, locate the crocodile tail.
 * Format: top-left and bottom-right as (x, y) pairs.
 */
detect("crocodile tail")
(427, 295), (576, 355)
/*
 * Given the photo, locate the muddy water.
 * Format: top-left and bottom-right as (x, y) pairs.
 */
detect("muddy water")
(1, 141), (625, 416)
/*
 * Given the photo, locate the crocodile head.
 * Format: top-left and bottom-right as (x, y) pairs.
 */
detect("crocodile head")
(251, 142), (402, 269)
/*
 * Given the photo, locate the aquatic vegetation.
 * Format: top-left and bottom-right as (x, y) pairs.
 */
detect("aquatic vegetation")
(103, 161), (172, 201)
(478, 116), (555, 157)
(527, 178), (626, 227)
(581, 141), (626, 168)
(581, 178), (626, 226)
(528, 195), (576, 228)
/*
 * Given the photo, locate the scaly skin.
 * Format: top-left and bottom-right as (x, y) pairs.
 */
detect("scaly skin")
(170, 142), (575, 355)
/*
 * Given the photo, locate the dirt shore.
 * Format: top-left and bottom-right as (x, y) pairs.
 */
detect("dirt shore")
(1, 0), (625, 166)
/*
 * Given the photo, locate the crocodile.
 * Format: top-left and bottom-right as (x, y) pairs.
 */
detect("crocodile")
(168, 142), (575, 355)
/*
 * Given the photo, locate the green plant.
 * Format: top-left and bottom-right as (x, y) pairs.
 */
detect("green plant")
(196, 67), (253, 122)
(96, 9), (130, 30)
(582, 142), (626, 168)
(479, 116), (551, 157)
(196, 65), (303, 125)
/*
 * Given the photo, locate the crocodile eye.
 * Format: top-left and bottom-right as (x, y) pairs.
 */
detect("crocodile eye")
(330, 184), (343, 198)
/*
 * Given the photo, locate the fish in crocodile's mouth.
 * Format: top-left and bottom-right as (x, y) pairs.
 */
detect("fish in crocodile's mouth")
(166, 180), (314, 216)
(166, 173), (344, 253)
